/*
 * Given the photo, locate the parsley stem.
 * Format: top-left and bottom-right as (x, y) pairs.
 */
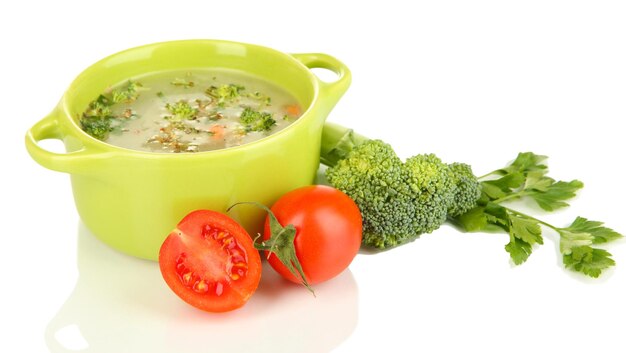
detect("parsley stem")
(492, 191), (533, 204)
(504, 207), (559, 232)
(477, 171), (500, 180)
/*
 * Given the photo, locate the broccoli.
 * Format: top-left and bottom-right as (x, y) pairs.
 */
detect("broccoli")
(404, 154), (456, 234)
(321, 122), (481, 249)
(165, 100), (198, 121)
(205, 84), (245, 107)
(447, 162), (482, 217)
(239, 107), (276, 133)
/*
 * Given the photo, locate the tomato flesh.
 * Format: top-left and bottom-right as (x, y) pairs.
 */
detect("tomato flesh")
(159, 210), (261, 313)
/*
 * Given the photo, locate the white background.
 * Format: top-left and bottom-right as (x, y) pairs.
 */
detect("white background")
(3, 1), (626, 352)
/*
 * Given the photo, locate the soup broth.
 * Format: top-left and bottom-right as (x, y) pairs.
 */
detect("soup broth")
(79, 69), (302, 153)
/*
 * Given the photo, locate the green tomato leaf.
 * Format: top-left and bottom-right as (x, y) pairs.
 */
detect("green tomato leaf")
(562, 246), (616, 278)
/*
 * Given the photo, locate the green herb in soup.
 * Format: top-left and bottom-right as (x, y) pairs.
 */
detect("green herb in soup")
(78, 70), (302, 153)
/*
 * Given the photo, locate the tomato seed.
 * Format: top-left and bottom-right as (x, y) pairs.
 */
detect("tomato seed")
(201, 225), (218, 239)
(215, 282), (224, 296)
(182, 272), (193, 285)
(215, 231), (229, 240)
(230, 254), (246, 264)
(193, 280), (209, 294)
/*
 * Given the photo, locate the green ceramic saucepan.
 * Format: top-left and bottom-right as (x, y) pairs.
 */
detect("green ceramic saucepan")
(25, 40), (351, 261)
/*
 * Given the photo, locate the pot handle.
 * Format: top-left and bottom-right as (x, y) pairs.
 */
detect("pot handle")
(25, 109), (109, 174)
(291, 53), (352, 111)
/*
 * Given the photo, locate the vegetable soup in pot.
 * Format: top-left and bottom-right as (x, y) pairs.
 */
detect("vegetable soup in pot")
(79, 69), (302, 153)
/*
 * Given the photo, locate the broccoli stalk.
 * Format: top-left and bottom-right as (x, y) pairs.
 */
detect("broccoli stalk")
(319, 122), (481, 249)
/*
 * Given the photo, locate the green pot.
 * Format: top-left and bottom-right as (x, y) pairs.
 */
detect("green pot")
(25, 39), (351, 261)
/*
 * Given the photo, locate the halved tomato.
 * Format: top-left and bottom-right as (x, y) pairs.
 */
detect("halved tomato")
(159, 210), (262, 313)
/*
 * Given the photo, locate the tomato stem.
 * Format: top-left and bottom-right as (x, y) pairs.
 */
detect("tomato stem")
(228, 202), (315, 295)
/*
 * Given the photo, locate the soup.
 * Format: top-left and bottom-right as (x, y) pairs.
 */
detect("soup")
(79, 69), (302, 153)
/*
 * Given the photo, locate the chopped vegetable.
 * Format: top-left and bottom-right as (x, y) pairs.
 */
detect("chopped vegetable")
(209, 125), (225, 140)
(165, 100), (198, 121)
(170, 77), (195, 88)
(80, 83), (144, 140)
(111, 80), (142, 103)
(285, 104), (301, 117)
(205, 84), (245, 107)
(247, 91), (272, 106)
(80, 115), (112, 140)
(239, 107), (276, 133)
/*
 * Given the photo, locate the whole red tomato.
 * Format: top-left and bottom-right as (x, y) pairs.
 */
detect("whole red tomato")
(263, 185), (362, 285)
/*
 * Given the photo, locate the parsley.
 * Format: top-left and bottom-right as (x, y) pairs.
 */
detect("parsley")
(80, 115), (112, 140)
(247, 91), (272, 106)
(451, 152), (622, 278)
(111, 80), (142, 103)
(80, 81), (144, 140)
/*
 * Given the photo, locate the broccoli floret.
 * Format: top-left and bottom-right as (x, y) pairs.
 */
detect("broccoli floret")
(321, 123), (481, 250)
(447, 163), (481, 217)
(404, 154), (455, 234)
(239, 107), (276, 133)
(205, 84), (245, 107)
(165, 100), (198, 121)
(326, 140), (416, 248)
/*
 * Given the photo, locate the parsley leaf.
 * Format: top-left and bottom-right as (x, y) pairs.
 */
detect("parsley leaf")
(452, 206), (487, 232)
(559, 217), (622, 245)
(505, 236), (534, 265)
(562, 246), (616, 278)
(497, 152), (548, 176)
(508, 212), (543, 246)
(481, 173), (526, 200)
(527, 179), (584, 211)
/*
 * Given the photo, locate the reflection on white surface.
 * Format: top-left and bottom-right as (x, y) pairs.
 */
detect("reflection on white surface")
(45, 223), (358, 353)
(53, 324), (89, 351)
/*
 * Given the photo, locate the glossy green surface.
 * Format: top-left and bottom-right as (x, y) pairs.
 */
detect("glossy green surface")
(25, 40), (351, 260)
